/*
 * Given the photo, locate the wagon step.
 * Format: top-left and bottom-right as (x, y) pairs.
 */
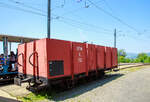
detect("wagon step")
(26, 82), (48, 92)
(22, 77), (33, 82)
(14, 77), (33, 86)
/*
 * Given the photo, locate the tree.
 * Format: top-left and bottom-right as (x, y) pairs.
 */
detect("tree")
(137, 53), (148, 63)
(133, 58), (140, 63)
(118, 49), (127, 57)
(118, 56), (126, 63)
(144, 57), (150, 63)
(117, 50), (150, 63)
(125, 58), (131, 63)
(118, 49), (127, 63)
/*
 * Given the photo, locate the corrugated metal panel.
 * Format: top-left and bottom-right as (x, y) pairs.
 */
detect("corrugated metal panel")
(105, 47), (112, 69)
(87, 44), (96, 71)
(72, 42), (86, 74)
(96, 45), (105, 69)
(47, 39), (72, 78)
(18, 43), (26, 74)
(112, 48), (118, 67)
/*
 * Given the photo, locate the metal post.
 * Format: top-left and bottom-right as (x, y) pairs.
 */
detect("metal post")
(20, 39), (24, 44)
(9, 42), (11, 54)
(3, 37), (8, 60)
(47, 0), (51, 38)
(114, 28), (116, 48)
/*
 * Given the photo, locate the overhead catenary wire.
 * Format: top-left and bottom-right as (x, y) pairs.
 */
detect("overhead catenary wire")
(61, 0), (104, 16)
(116, 31), (148, 43)
(102, 0), (114, 13)
(1, 0), (147, 45)
(6, 0), (112, 32)
(59, 18), (112, 45)
(18, 0), (43, 6)
(1, 0), (143, 39)
(7, 0), (65, 12)
(0, 1), (114, 36)
(4, 0), (145, 42)
(7, 0), (47, 13)
(58, 19), (114, 38)
(54, 15), (112, 32)
(87, 0), (141, 34)
(0, 2), (46, 17)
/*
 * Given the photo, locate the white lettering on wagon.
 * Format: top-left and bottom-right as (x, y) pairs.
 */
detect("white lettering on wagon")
(78, 58), (83, 63)
(76, 46), (83, 51)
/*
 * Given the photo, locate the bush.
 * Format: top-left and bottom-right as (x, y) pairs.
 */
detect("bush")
(118, 49), (150, 63)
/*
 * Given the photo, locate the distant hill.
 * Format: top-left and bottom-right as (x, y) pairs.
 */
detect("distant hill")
(126, 53), (138, 59)
(126, 52), (150, 59)
(147, 53), (150, 56)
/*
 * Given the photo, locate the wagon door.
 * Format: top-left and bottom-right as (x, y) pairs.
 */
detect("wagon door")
(18, 43), (26, 75)
(72, 42), (87, 74)
(47, 39), (72, 78)
(112, 48), (118, 68)
(96, 46), (105, 70)
(26, 42), (34, 76)
(105, 47), (112, 69)
(87, 44), (96, 71)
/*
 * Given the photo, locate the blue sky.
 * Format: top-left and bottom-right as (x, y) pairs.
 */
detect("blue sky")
(0, 0), (150, 54)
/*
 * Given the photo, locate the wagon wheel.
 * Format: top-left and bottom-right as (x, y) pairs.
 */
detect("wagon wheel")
(66, 79), (75, 89)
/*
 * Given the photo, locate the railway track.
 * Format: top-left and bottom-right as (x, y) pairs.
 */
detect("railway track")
(0, 79), (14, 86)
(118, 63), (150, 69)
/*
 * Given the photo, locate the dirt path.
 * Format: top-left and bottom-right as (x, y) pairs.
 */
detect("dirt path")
(50, 65), (150, 102)
(0, 89), (18, 102)
(0, 82), (30, 102)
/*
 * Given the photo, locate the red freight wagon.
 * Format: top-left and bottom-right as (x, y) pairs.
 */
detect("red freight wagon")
(15, 38), (118, 90)
(112, 48), (118, 68)
(96, 45), (105, 70)
(87, 44), (96, 72)
(105, 47), (112, 69)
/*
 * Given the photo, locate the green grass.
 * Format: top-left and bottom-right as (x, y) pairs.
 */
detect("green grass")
(18, 90), (55, 102)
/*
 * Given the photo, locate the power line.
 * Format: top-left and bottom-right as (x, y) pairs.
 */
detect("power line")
(18, 0), (42, 5)
(0, 1), (113, 35)
(54, 15), (112, 32)
(103, 0), (114, 13)
(7, 0), (64, 12)
(1, 1), (115, 36)
(7, 0), (47, 13)
(1, 1), (111, 33)
(61, 0), (104, 16)
(8, 0), (66, 12)
(50, 4), (114, 32)
(59, 18), (112, 45)
(2, 0), (145, 45)
(57, 19), (114, 37)
(6, 0), (113, 32)
(116, 30), (148, 43)
(87, 0), (141, 34)
(0, 2), (46, 17)
(3, 0), (140, 38)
